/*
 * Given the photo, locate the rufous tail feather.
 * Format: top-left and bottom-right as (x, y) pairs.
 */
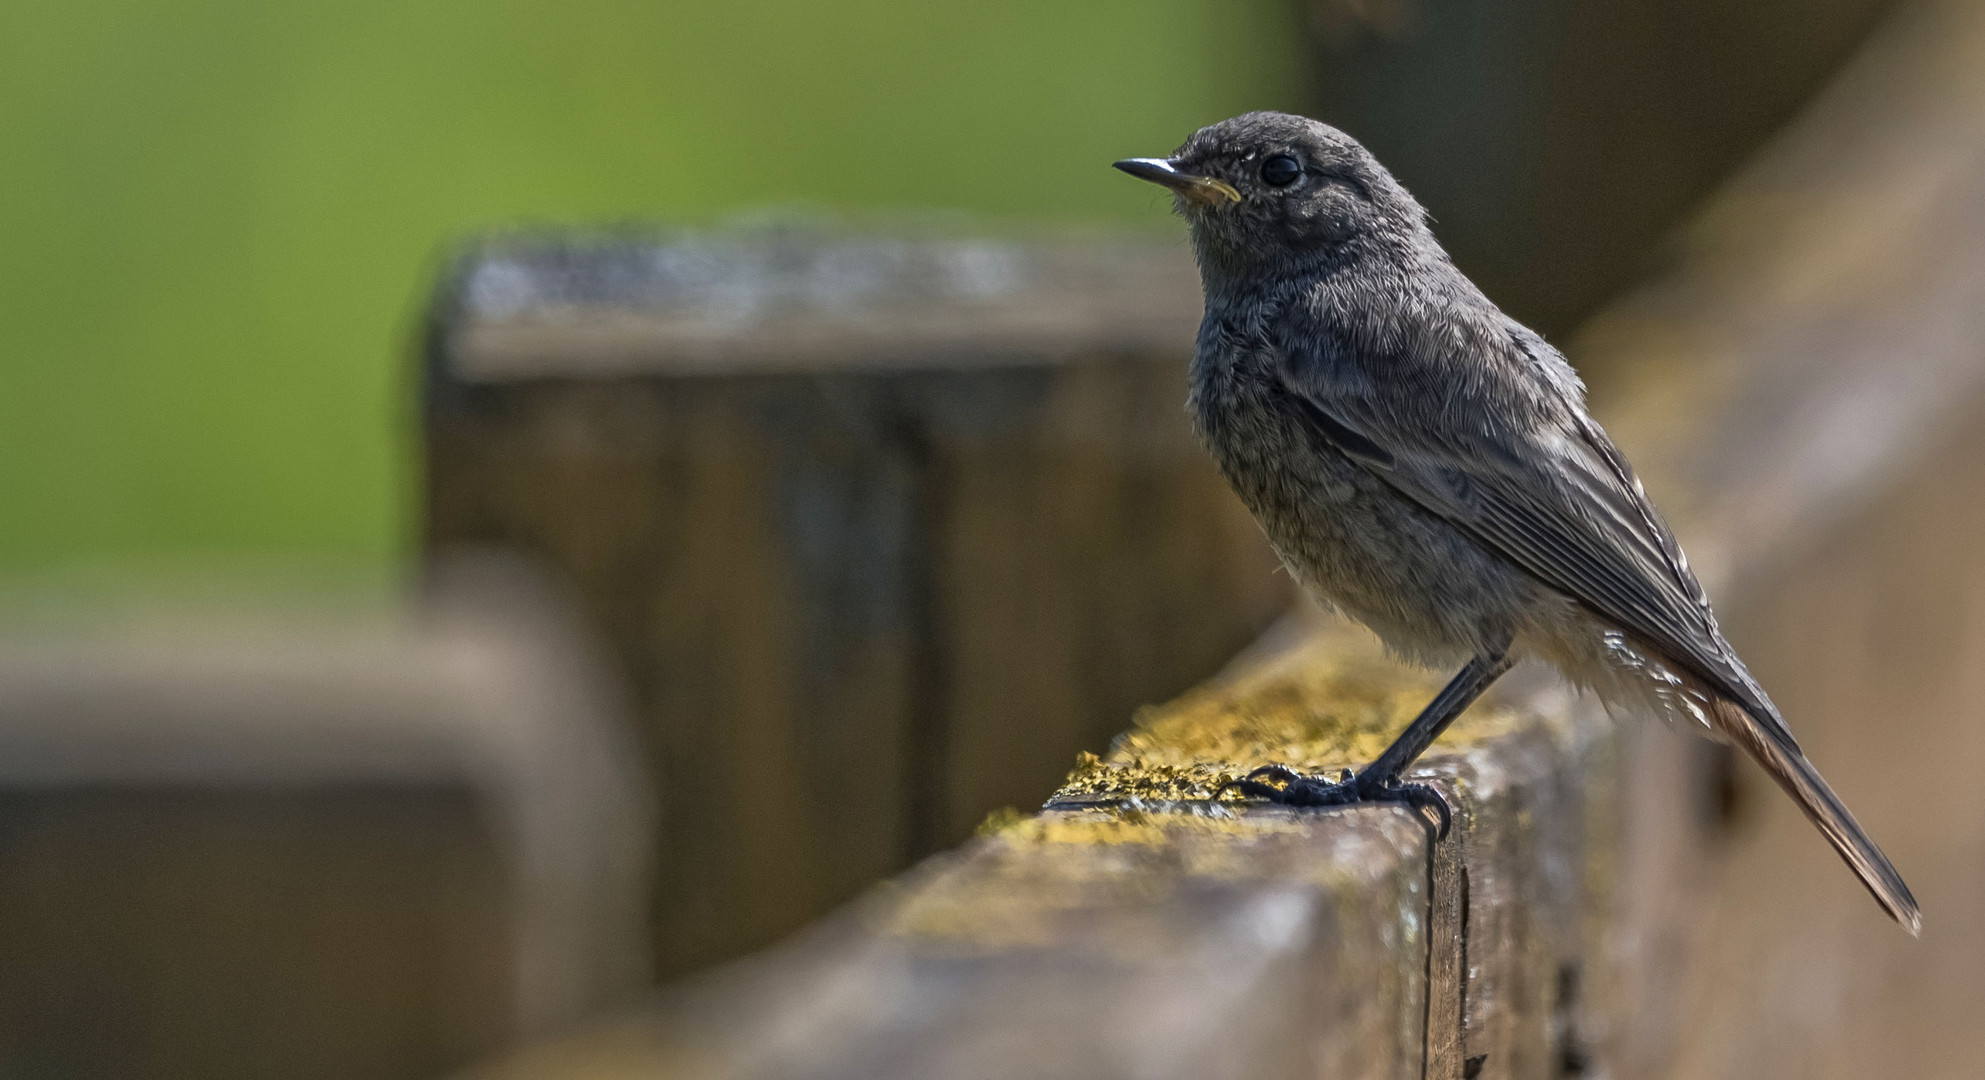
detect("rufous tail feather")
(1709, 696), (1921, 935)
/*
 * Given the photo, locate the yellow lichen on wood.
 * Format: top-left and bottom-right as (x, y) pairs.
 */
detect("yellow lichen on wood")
(1052, 621), (1528, 804)
(985, 802), (1294, 846)
(883, 802), (1420, 951)
(883, 619), (1519, 950)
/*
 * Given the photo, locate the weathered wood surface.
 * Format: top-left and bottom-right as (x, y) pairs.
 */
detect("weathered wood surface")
(426, 230), (1290, 978)
(0, 558), (652, 1079)
(444, 232), (1207, 378)
(459, 618), (1691, 1080)
(1047, 622), (1630, 1080)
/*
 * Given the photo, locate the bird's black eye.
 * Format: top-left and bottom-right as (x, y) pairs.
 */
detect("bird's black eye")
(1260, 153), (1302, 187)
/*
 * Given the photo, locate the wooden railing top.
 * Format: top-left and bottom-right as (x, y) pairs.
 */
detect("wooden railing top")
(1043, 619), (1531, 810)
(439, 228), (1202, 380)
(468, 617), (1595, 1080)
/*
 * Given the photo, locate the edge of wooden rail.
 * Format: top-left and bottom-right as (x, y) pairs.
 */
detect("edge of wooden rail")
(462, 614), (1661, 1080)
(438, 228), (1205, 380)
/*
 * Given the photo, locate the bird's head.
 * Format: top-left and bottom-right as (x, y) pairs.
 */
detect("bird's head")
(1114, 111), (1430, 286)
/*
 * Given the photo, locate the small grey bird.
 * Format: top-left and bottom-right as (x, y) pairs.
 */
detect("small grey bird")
(1115, 111), (1919, 933)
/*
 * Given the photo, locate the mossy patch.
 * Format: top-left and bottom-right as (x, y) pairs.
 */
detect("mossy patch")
(886, 622), (1530, 949)
(883, 803), (1401, 949)
(1052, 624), (1527, 803)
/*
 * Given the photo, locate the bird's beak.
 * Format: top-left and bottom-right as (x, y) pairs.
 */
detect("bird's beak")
(1112, 157), (1240, 206)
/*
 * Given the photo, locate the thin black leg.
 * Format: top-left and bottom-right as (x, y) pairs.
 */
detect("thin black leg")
(1219, 647), (1515, 837)
(1355, 650), (1514, 795)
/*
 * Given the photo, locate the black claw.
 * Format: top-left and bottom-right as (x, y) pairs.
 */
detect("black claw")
(1242, 764), (1303, 785)
(1220, 763), (1453, 839)
(1215, 763), (1299, 800)
(1385, 780), (1453, 840)
(1218, 778), (1292, 800)
(1270, 775), (1361, 807)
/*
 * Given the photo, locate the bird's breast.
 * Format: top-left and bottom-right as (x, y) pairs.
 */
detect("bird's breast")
(1189, 332), (1537, 665)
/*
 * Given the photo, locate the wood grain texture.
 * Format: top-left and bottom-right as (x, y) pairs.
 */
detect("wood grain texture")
(456, 615), (1705, 1080)
(425, 231), (1289, 979)
(465, 803), (1431, 1080)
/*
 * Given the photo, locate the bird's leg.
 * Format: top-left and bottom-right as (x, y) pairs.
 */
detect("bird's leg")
(1219, 649), (1515, 837)
(1357, 650), (1516, 793)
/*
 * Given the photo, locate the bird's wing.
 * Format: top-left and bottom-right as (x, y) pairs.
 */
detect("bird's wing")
(1273, 324), (1931, 930)
(1273, 338), (1792, 746)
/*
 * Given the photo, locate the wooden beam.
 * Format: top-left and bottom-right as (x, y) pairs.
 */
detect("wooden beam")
(425, 230), (1291, 979)
(0, 558), (653, 1077)
(459, 619), (1696, 1080)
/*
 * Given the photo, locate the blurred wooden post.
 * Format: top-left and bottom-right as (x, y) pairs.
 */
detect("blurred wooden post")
(423, 230), (1290, 978)
(0, 557), (652, 1080)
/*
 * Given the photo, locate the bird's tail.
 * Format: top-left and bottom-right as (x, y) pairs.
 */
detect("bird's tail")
(1709, 695), (1921, 935)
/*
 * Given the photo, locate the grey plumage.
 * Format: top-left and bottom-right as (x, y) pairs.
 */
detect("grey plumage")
(1123, 111), (1919, 933)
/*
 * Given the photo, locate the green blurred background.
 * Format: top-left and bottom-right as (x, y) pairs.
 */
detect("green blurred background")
(0, 0), (1300, 584)
(0, 0), (1894, 591)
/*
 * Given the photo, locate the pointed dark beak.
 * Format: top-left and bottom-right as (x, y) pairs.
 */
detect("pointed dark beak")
(1112, 157), (1241, 206)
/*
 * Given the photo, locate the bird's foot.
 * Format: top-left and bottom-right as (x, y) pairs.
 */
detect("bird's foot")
(1216, 764), (1452, 838)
